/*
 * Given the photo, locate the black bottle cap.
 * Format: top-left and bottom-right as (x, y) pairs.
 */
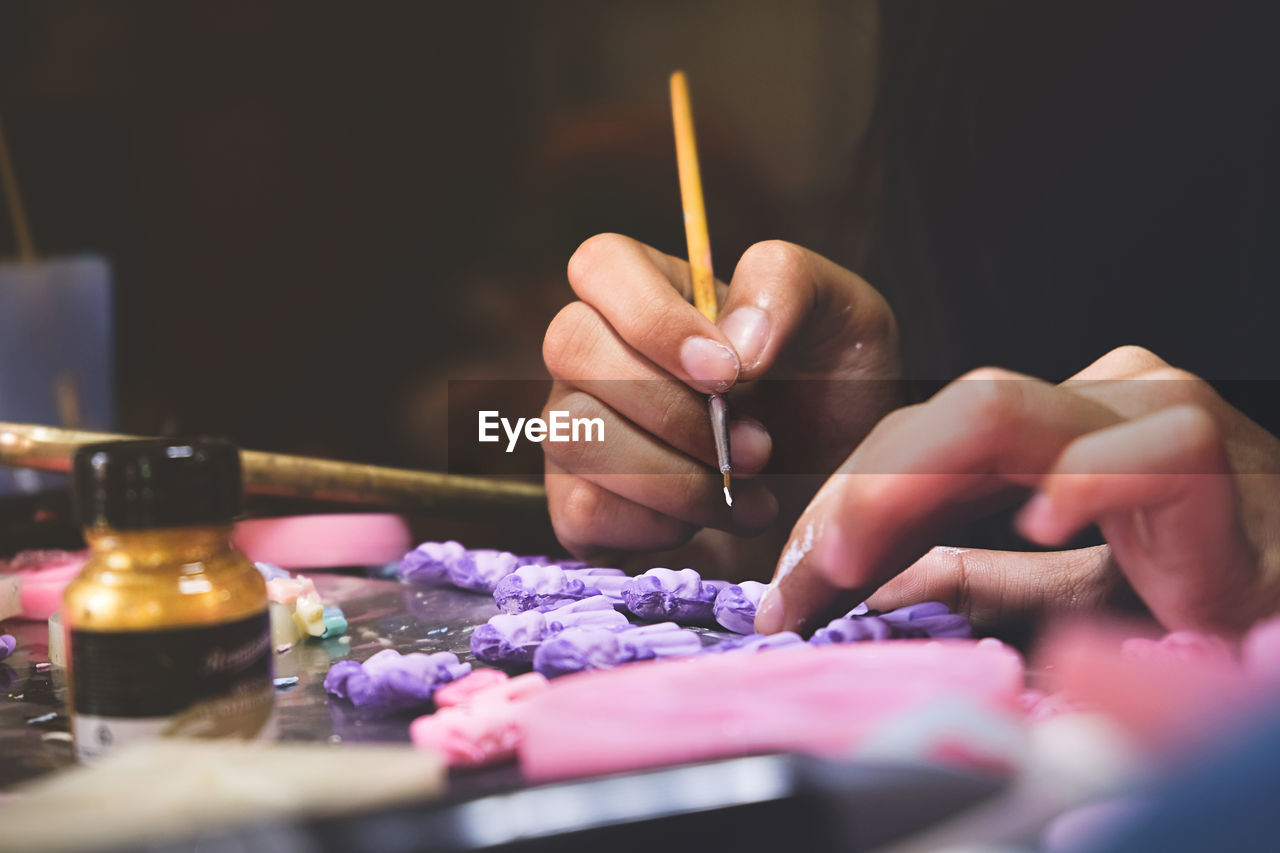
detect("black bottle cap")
(72, 438), (244, 530)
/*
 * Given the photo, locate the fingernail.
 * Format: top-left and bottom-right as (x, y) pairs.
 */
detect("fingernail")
(680, 336), (740, 393)
(755, 584), (785, 634)
(1014, 493), (1055, 540)
(719, 307), (770, 371)
(731, 485), (777, 529)
(729, 420), (772, 471)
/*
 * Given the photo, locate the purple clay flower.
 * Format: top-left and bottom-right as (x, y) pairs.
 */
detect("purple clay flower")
(533, 622), (702, 678)
(533, 627), (627, 678)
(449, 549), (521, 593)
(471, 597), (629, 666)
(811, 616), (898, 645)
(879, 601), (972, 639)
(811, 601), (972, 645)
(616, 622), (703, 659)
(621, 568), (726, 625)
(564, 567), (625, 579)
(713, 581), (770, 634)
(0, 634), (16, 662)
(471, 611), (550, 665)
(492, 565), (596, 614)
(398, 540), (467, 586)
(543, 596), (629, 632)
(712, 631), (806, 654)
(323, 649), (470, 714)
(585, 574), (628, 607)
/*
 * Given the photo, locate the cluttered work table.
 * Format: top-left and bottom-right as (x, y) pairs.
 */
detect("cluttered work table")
(0, 564), (1014, 853)
(1, 573), (506, 789)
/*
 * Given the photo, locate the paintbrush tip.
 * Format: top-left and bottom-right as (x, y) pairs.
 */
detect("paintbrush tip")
(723, 472), (732, 506)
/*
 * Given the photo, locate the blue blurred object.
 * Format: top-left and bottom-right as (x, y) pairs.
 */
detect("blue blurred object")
(0, 255), (114, 495)
(1085, 688), (1280, 852)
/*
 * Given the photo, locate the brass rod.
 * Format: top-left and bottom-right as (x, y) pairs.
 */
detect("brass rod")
(0, 422), (547, 517)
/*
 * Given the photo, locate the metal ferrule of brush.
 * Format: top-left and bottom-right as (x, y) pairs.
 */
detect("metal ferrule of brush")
(708, 393), (731, 474)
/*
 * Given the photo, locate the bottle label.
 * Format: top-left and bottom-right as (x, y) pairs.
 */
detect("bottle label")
(70, 611), (275, 760)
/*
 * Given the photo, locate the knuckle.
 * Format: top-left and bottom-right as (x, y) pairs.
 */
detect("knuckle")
(554, 479), (607, 542)
(946, 368), (1027, 425)
(566, 232), (630, 287)
(1096, 345), (1168, 375)
(541, 390), (605, 469)
(736, 239), (808, 283)
(542, 301), (601, 378)
(1162, 403), (1222, 454)
(1136, 366), (1222, 410)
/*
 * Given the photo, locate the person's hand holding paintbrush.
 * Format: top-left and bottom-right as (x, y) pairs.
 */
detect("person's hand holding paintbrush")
(540, 73), (905, 572)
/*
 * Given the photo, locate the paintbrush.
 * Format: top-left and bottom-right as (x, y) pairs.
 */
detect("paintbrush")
(670, 71), (733, 507)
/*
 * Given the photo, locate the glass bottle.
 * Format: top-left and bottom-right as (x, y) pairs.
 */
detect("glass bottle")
(62, 438), (274, 760)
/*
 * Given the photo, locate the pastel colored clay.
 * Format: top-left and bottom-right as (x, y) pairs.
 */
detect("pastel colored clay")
(269, 602), (302, 647)
(398, 540), (467, 586)
(254, 562), (291, 581)
(470, 597), (629, 665)
(880, 601), (973, 638)
(620, 568), (726, 624)
(47, 612), (65, 667)
(519, 639), (1025, 781)
(448, 549), (521, 593)
(0, 634), (15, 662)
(585, 574), (627, 606)
(712, 631), (806, 653)
(532, 622), (701, 679)
(0, 573), (20, 621)
(471, 611), (548, 665)
(854, 695), (1026, 774)
(812, 601), (971, 644)
(0, 550), (87, 621)
(433, 669), (513, 707)
(492, 565), (600, 614)
(266, 576), (318, 605)
(324, 649), (470, 713)
(1041, 622), (1256, 752)
(232, 514), (412, 569)
(1121, 630), (1234, 666)
(293, 592), (327, 637)
(464, 671), (549, 706)
(713, 581), (769, 634)
(410, 671), (552, 767)
(320, 606), (348, 638)
(409, 704), (523, 767)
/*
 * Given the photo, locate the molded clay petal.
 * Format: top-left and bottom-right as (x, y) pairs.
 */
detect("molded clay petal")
(470, 611), (550, 664)
(533, 627), (627, 678)
(713, 631), (805, 653)
(621, 568), (721, 625)
(493, 565), (594, 614)
(399, 540), (467, 586)
(324, 649), (470, 713)
(449, 549), (521, 593)
(713, 581), (769, 634)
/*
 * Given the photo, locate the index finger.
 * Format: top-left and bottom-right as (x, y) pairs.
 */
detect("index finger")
(567, 233), (740, 394)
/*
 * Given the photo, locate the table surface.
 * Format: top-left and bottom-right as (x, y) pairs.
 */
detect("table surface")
(0, 572), (736, 791)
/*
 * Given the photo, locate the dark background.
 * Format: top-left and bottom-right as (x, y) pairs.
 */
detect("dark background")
(1, 0), (1277, 481)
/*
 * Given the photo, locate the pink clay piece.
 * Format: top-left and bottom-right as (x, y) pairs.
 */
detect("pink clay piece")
(519, 639), (1024, 781)
(233, 514), (411, 569)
